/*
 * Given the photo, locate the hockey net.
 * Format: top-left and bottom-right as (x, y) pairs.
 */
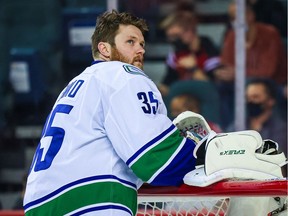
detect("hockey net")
(137, 179), (288, 216)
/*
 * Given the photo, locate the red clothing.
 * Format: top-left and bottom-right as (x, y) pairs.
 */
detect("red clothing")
(163, 36), (220, 86)
(167, 49), (209, 80)
(221, 23), (287, 84)
(208, 121), (222, 133)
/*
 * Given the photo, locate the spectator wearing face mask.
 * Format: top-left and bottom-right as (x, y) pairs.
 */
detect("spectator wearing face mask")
(213, 0), (287, 129)
(226, 78), (287, 177)
(158, 7), (221, 97)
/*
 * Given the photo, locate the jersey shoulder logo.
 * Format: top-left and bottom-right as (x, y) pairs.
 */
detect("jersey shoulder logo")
(122, 64), (148, 78)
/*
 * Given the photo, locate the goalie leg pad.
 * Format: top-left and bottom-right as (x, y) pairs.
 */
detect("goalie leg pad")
(184, 130), (287, 186)
(183, 166), (285, 187)
(204, 130), (286, 179)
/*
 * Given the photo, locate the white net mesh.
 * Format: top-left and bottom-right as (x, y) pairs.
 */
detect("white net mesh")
(137, 196), (288, 216)
(136, 180), (288, 216)
(137, 196), (230, 216)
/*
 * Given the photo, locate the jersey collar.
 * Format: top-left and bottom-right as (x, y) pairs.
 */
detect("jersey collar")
(91, 60), (105, 65)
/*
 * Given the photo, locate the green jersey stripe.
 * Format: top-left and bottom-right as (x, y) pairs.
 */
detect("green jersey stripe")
(25, 181), (137, 216)
(131, 129), (183, 181)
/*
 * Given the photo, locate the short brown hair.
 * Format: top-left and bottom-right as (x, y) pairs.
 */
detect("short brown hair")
(160, 11), (197, 32)
(91, 10), (148, 58)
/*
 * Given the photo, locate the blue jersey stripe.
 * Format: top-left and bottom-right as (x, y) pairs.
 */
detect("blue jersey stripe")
(149, 138), (196, 186)
(70, 204), (133, 216)
(126, 124), (176, 166)
(24, 175), (136, 210)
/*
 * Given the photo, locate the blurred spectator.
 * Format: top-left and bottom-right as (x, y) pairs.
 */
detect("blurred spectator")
(213, 0), (287, 128)
(158, 2), (221, 97)
(170, 93), (222, 133)
(248, 0), (287, 37)
(219, 1), (287, 84)
(226, 78), (287, 176)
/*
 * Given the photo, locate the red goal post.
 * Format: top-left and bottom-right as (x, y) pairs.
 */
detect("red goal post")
(0, 180), (286, 216)
(137, 179), (288, 216)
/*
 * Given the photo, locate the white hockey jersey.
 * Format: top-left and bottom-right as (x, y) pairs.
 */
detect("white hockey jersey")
(24, 60), (196, 216)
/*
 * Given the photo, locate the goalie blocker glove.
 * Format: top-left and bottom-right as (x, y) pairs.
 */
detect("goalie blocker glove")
(184, 130), (288, 187)
(172, 111), (214, 167)
(172, 111), (215, 167)
(173, 111), (211, 141)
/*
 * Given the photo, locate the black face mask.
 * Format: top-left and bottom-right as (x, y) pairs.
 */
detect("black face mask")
(246, 102), (265, 117)
(170, 38), (190, 53)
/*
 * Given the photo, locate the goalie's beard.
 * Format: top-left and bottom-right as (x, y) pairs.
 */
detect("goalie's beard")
(111, 46), (144, 70)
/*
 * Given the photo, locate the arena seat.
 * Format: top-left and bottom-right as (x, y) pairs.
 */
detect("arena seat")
(62, 7), (105, 64)
(0, 0), (63, 97)
(143, 61), (167, 85)
(9, 48), (52, 125)
(61, 6), (105, 82)
(64, 0), (106, 8)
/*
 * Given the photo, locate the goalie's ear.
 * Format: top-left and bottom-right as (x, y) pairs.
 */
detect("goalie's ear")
(98, 42), (112, 59)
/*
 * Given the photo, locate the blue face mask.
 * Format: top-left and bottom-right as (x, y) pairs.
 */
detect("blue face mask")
(246, 102), (265, 117)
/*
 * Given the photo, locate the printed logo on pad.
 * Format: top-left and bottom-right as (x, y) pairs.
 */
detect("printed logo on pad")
(220, 150), (246, 155)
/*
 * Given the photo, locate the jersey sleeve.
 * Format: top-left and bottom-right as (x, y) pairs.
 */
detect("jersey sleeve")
(104, 69), (196, 186)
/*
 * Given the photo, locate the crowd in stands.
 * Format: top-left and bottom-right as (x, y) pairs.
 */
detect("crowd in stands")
(159, 0), (287, 127)
(0, 0), (287, 210)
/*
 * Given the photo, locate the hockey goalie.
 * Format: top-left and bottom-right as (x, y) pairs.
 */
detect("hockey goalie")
(173, 111), (287, 187)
